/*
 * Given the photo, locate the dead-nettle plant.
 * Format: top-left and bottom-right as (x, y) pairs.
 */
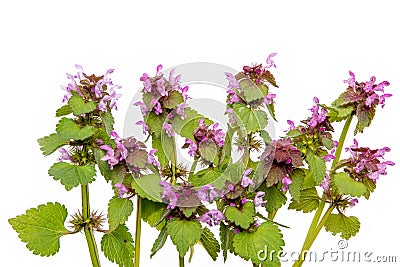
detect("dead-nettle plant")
(9, 55), (395, 267)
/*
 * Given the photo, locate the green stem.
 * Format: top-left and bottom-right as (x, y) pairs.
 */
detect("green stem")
(81, 185), (101, 267)
(171, 136), (178, 184)
(179, 255), (185, 267)
(267, 210), (277, 220)
(292, 205), (335, 267)
(331, 115), (353, 168)
(134, 196), (142, 267)
(189, 158), (198, 176)
(302, 200), (325, 249)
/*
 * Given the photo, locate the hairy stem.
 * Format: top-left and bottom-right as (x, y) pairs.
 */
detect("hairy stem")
(81, 185), (101, 267)
(331, 115), (353, 168)
(134, 196), (142, 267)
(179, 255), (185, 267)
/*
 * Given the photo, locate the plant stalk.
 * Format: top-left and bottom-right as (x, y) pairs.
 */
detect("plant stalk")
(331, 115), (353, 168)
(134, 196), (142, 267)
(179, 255), (185, 267)
(81, 185), (101, 267)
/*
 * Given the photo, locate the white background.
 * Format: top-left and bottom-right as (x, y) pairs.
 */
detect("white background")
(1, 1), (399, 266)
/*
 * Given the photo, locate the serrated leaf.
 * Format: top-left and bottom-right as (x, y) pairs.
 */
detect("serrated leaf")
(232, 103), (268, 133)
(48, 162), (96, 190)
(189, 168), (224, 188)
(93, 148), (113, 180)
(126, 149), (148, 169)
(198, 139), (217, 163)
(101, 224), (135, 267)
(232, 221), (284, 265)
(220, 223), (234, 262)
(101, 112), (115, 134)
(355, 105), (375, 135)
(306, 150), (326, 185)
(264, 185), (287, 213)
(324, 213), (360, 240)
(68, 95), (97, 116)
(152, 133), (173, 169)
(141, 198), (167, 230)
(37, 133), (69, 156)
(9, 202), (69, 256)
(240, 78), (264, 102)
(363, 178), (376, 199)
(130, 174), (163, 202)
(108, 196), (134, 232)
(167, 218), (202, 257)
(55, 105), (72, 117)
(200, 227), (220, 261)
(56, 118), (95, 140)
(145, 112), (168, 137)
(225, 202), (255, 229)
(288, 187), (320, 213)
(289, 169), (305, 202)
(150, 225), (168, 258)
(164, 90), (184, 109)
(171, 107), (213, 140)
(333, 172), (367, 197)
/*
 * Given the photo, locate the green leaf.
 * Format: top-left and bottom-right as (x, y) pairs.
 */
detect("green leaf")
(324, 213), (360, 240)
(332, 172), (366, 197)
(259, 130), (272, 144)
(355, 105), (375, 135)
(232, 221), (284, 265)
(240, 78), (264, 102)
(266, 103), (277, 122)
(286, 129), (302, 138)
(288, 187), (320, 213)
(48, 162), (96, 190)
(164, 90), (184, 109)
(130, 174), (163, 202)
(321, 137), (334, 150)
(189, 168), (224, 188)
(363, 178), (376, 199)
(225, 202), (255, 229)
(108, 196), (134, 232)
(145, 112), (168, 137)
(306, 150), (326, 185)
(55, 105), (72, 117)
(171, 107), (213, 140)
(232, 103), (268, 133)
(222, 162), (246, 184)
(289, 169), (305, 203)
(220, 223), (234, 262)
(264, 185), (287, 213)
(152, 133), (174, 169)
(101, 112), (115, 134)
(198, 139), (217, 163)
(200, 227), (220, 261)
(68, 95), (97, 116)
(93, 148), (113, 181)
(166, 218), (202, 257)
(141, 199), (167, 230)
(56, 118), (95, 140)
(37, 133), (69, 156)
(101, 224), (135, 267)
(150, 225), (168, 258)
(8, 202), (69, 256)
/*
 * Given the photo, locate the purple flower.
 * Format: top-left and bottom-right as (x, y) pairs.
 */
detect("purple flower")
(198, 210), (225, 226)
(225, 72), (240, 89)
(136, 120), (150, 135)
(225, 108), (236, 124)
(227, 89), (241, 104)
(114, 183), (129, 198)
(241, 198), (248, 204)
(241, 168), (254, 188)
(57, 148), (74, 162)
(282, 177), (292, 192)
(151, 99), (162, 115)
(160, 181), (178, 209)
(175, 103), (187, 119)
(264, 93), (276, 105)
(198, 184), (220, 202)
(134, 101), (149, 115)
(320, 174), (331, 198)
(147, 149), (161, 170)
(307, 97), (328, 129)
(234, 228), (240, 234)
(286, 120), (296, 131)
(343, 70), (356, 89)
(156, 64), (163, 76)
(254, 192), (266, 207)
(180, 85), (189, 101)
(265, 53), (277, 68)
(349, 198), (358, 207)
(100, 145), (120, 169)
(185, 139), (198, 157)
(162, 123), (175, 137)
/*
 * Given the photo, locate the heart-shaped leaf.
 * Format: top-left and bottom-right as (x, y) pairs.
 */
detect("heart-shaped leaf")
(68, 95), (97, 115)
(225, 202), (255, 229)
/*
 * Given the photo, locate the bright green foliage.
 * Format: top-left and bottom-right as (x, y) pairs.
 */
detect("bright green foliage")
(232, 221), (284, 265)
(200, 227), (220, 261)
(220, 223), (234, 262)
(150, 225), (168, 258)
(48, 162), (96, 190)
(363, 178), (376, 199)
(56, 117), (95, 140)
(333, 172), (367, 197)
(288, 187), (320, 213)
(259, 130), (272, 144)
(107, 196), (134, 232)
(306, 150), (326, 186)
(324, 213), (360, 240)
(264, 186), (287, 213)
(141, 199), (167, 230)
(100, 112), (115, 134)
(171, 107), (213, 140)
(232, 103), (268, 133)
(68, 95), (97, 116)
(93, 148), (113, 180)
(198, 139), (217, 163)
(355, 106), (375, 135)
(225, 202), (255, 229)
(37, 133), (68, 156)
(240, 78), (264, 102)
(189, 168), (224, 188)
(130, 174), (163, 202)
(289, 169), (305, 203)
(8, 202), (69, 256)
(55, 105), (72, 117)
(145, 112), (167, 137)
(101, 224), (135, 267)
(163, 90), (184, 109)
(152, 132), (173, 169)
(166, 218), (203, 257)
